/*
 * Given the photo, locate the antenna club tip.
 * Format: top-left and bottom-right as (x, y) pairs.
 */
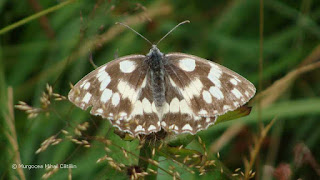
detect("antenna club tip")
(180, 20), (190, 24)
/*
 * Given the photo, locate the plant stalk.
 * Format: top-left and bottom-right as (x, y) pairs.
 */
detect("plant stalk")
(0, 0), (77, 35)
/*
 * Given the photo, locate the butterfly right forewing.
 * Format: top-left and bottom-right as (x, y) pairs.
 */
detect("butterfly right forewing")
(159, 52), (255, 134)
(164, 53), (256, 117)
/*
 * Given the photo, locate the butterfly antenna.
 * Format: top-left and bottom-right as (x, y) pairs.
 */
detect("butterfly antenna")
(156, 20), (190, 45)
(115, 22), (152, 45)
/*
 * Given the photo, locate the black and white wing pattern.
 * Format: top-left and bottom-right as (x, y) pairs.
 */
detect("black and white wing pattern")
(161, 53), (256, 134)
(68, 55), (161, 136)
(69, 50), (256, 136)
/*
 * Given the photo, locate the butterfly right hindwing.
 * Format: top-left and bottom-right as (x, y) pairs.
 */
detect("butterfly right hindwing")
(160, 73), (217, 134)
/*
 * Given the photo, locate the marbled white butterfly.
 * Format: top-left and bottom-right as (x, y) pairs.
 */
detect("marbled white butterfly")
(68, 21), (256, 136)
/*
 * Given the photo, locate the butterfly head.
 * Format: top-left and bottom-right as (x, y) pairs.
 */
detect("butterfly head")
(147, 45), (163, 58)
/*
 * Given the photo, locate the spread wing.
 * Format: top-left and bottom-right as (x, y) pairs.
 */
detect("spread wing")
(69, 52), (256, 136)
(160, 53), (256, 134)
(68, 55), (161, 136)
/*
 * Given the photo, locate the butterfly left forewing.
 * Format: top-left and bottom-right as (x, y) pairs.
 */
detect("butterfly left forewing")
(69, 55), (145, 113)
(68, 55), (160, 136)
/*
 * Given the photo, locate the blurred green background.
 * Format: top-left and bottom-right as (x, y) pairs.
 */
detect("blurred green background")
(1, 0), (320, 179)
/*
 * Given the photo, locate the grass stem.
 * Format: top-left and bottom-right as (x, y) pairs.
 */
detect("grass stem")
(0, 0), (77, 35)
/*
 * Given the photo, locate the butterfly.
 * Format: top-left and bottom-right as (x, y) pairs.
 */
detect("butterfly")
(68, 21), (256, 136)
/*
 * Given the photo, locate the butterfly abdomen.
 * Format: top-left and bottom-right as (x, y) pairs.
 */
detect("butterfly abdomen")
(148, 47), (166, 107)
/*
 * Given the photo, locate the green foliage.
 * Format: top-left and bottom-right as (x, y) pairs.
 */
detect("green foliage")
(1, 0), (320, 179)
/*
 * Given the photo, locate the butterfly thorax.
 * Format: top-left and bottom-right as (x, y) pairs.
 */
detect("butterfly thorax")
(147, 45), (166, 108)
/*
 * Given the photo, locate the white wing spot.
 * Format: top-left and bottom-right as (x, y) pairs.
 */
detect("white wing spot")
(97, 71), (109, 82)
(83, 82), (90, 90)
(141, 76), (147, 88)
(120, 112), (127, 118)
(209, 86), (224, 100)
(206, 117), (211, 122)
(234, 76), (241, 82)
(202, 90), (212, 104)
(198, 109), (208, 116)
(182, 78), (203, 103)
(142, 98), (152, 113)
(120, 60), (136, 73)
(82, 92), (92, 103)
(169, 98), (180, 113)
(80, 103), (85, 108)
(169, 124), (179, 130)
(132, 100), (143, 116)
(152, 102), (157, 113)
(180, 100), (192, 114)
(96, 108), (103, 114)
(161, 102), (170, 115)
(232, 88), (242, 99)
(119, 112), (127, 120)
(230, 78), (238, 85)
(223, 105), (231, 110)
(135, 125), (145, 132)
(169, 77), (177, 87)
(98, 65), (107, 73)
(161, 121), (167, 127)
(182, 124), (193, 131)
(111, 93), (120, 106)
(117, 80), (137, 102)
(179, 58), (196, 72)
(156, 102), (169, 121)
(208, 63), (222, 87)
(234, 101), (239, 106)
(80, 80), (87, 88)
(101, 89), (112, 103)
(100, 74), (111, 91)
(245, 91), (249, 97)
(148, 125), (157, 131)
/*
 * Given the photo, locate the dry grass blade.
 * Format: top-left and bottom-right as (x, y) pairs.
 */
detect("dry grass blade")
(35, 135), (62, 154)
(300, 44), (320, 66)
(17, 2), (172, 96)
(68, 167), (72, 180)
(42, 167), (59, 179)
(254, 59), (320, 108)
(4, 87), (26, 180)
(15, 101), (42, 118)
(243, 117), (277, 179)
(209, 122), (244, 153)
